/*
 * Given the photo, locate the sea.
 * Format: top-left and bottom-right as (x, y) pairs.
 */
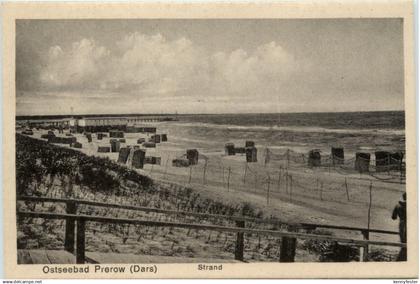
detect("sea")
(161, 111), (405, 156)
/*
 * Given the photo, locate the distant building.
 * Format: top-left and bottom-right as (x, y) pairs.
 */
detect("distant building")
(24, 119), (70, 129)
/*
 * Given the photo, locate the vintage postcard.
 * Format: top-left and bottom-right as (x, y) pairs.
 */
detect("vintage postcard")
(1, 1), (418, 279)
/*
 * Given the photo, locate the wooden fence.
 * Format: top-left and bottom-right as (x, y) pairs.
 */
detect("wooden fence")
(17, 195), (405, 264)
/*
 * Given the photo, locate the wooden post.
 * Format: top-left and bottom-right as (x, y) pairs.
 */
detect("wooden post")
(320, 181), (323, 201)
(243, 163), (247, 184)
(277, 166), (282, 192)
(227, 167), (231, 192)
(222, 166), (225, 187)
(266, 174), (271, 205)
(289, 175), (293, 202)
(280, 227), (297, 262)
(235, 220), (245, 261)
(188, 166), (192, 184)
(361, 229), (370, 261)
(359, 246), (365, 262)
(64, 201), (77, 253)
(286, 149), (290, 168)
(387, 155), (391, 175)
(254, 173), (258, 193)
(264, 148), (269, 167)
(163, 158), (169, 179)
(76, 218), (86, 264)
(345, 178), (350, 201)
(367, 182), (373, 231)
(203, 160), (208, 185)
(366, 182), (373, 258)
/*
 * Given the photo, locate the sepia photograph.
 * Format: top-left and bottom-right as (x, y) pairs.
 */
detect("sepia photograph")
(2, 1), (417, 279)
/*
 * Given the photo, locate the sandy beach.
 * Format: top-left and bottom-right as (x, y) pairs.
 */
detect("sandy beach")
(27, 125), (405, 245)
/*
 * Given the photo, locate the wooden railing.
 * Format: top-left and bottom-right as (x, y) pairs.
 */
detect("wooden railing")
(17, 196), (405, 264)
(17, 195), (399, 234)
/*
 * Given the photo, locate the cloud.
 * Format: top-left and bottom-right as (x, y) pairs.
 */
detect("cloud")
(40, 39), (111, 91)
(211, 41), (299, 95)
(110, 32), (210, 94)
(38, 33), (301, 99)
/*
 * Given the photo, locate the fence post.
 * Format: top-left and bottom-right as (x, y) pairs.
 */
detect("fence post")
(367, 182), (372, 231)
(64, 201), (77, 253)
(345, 178), (350, 201)
(365, 182), (373, 258)
(222, 166), (225, 187)
(277, 166), (282, 192)
(359, 246), (365, 262)
(361, 229), (370, 261)
(235, 221), (245, 261)
(289, 175), (293, 202)
(243, 163), (247, 184)
(76, 218), (86, 264)
(254, 173), (258, 193)
(264, 148), (269, 167)
(280, 227), (297, 262)
(267, 174), (271, 205)
(188, 166), (192, 184)
(227, 167), (231, 192)
(163, 158), (169, 180)
(286, 149), (290, 168)
(203, 160), (208, 185)
(320, 181), (324, 201)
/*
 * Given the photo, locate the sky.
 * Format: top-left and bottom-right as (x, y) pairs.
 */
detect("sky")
(16, 19), (404, 116)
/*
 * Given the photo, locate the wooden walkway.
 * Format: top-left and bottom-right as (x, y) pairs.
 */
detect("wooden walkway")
(18, 250), (238, 264)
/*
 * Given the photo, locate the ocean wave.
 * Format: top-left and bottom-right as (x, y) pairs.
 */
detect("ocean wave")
(168, 122), (405, 136)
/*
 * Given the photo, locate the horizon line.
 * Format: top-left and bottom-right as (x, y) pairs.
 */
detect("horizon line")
(15, 109), (405, 119)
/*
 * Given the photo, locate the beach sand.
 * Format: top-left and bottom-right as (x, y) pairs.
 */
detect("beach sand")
(29, 127), (404, 242)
